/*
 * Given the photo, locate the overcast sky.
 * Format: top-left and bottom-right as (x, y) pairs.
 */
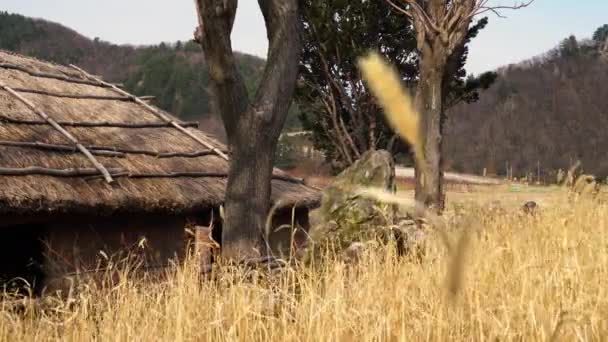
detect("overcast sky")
(3, 0), (608, 75)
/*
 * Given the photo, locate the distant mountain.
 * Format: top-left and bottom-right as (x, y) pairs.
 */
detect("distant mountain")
(446, 26), (608, 179)
(0, 11), (272, 138)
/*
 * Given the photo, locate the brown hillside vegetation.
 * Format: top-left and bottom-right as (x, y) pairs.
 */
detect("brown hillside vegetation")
(445, 33), (608, 178)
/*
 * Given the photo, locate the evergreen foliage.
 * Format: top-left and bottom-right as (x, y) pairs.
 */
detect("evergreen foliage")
(296, 1), (496, 171)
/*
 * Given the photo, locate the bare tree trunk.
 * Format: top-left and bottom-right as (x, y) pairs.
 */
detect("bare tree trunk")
(414, 46), (446, 211)
(223, 138), (275, 257)
(196, 0), (301, 260)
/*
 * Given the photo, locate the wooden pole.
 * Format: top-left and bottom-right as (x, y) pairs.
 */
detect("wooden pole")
(0, 82), (115, 183)
(0, 62), (117, 87)
(9, 87), (133, 101)
(0, 166), (305, 184)
(0, 140), (227, 158)
(0, 140), (125, 157)
(0, 114), (199, 128)
(69, 64), (229, 161)
(0, 166), (123, 177)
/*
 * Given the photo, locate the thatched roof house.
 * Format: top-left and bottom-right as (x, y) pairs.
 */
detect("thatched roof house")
(0, 50), (320, 293)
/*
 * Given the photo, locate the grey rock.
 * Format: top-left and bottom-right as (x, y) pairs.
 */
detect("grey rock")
(318, 149), (395, 225)
(303, 150), (396, 262)
(522, 201), (538, 215)
(393, 217), (427, 259)
(342, 242), (367, 264)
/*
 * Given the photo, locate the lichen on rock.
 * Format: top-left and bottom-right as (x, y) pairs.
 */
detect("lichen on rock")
(302, 150), (412, 262)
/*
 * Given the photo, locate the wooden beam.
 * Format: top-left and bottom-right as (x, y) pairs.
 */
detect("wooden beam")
(0, 166), (305, 184)
(8, 87), (133, 101)
(0, 114), (199, 128)
(0, 139), (226, 159)
(0, 82), (115, 183)
(69, 64), (230, 161)
(0, 62), (116, 88)
(86, 145), (225, 158)
(0, 140), (221, 158)
(106, 171), (305, 183)
(0, 140), (125, 157)
(0, 166), (123, 177)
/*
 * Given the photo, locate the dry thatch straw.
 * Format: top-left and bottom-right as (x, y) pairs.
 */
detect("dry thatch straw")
(0, 50), (320, 214)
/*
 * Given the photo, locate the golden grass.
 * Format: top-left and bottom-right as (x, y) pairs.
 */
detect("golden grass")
(2, 50), (605, 341)
(1, 196), (607, 341)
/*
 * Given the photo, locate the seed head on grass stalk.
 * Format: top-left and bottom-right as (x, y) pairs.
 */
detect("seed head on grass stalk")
(358, 52), (467, 298)
(356, 52), (428, 215)
(358, 52), (425, 173)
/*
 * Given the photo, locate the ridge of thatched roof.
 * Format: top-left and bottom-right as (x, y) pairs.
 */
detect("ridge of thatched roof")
(0, 50), (320, 215)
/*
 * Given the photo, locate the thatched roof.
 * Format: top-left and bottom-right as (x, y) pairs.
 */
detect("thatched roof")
(0, 50), (320, 215)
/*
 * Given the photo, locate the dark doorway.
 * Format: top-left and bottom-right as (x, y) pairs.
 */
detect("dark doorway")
(0, 223), (47, 295)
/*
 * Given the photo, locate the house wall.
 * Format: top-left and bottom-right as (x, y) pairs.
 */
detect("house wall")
(0, 206), (313, 294)
(266, 207), (311, 258)
(190, 207), (313, 265)
(42, 214), (198, 294)
(0, 222), (47, 295)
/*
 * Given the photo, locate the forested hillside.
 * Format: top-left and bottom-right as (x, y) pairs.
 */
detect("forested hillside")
(3, 12), (607, 177)
(0, 11), (267, 136)
(446, 25), (608, 179)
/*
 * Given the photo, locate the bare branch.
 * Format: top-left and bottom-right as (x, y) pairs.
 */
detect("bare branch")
(475, 7), (507, 18)
(386, 0), (442, 35)
(385, 0), (533, 54)
(471, 0), (535, 19)
(385, 0), (412, 18)
(403, 0), (442, 33)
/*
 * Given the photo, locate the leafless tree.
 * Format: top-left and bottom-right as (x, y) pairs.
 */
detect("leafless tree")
(194, 0), (301, 260)
(385, 0), (533, 211)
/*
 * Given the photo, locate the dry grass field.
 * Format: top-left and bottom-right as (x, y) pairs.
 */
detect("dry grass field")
(1, 185), (606, 341)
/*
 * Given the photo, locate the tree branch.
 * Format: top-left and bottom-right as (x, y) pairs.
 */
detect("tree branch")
(301, 75), (355, 164)
(400, 0), (442, 34)
(471, 0), (535, 19)
(252, 0), (302, 133)
(385, 0), (412, 18)
(197, 0), (249, 138)
(385, 0), (534, 55)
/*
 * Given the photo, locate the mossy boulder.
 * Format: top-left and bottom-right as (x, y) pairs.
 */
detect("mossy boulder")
(319, 150), (396, 223)
(302, 150), (397, 261)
